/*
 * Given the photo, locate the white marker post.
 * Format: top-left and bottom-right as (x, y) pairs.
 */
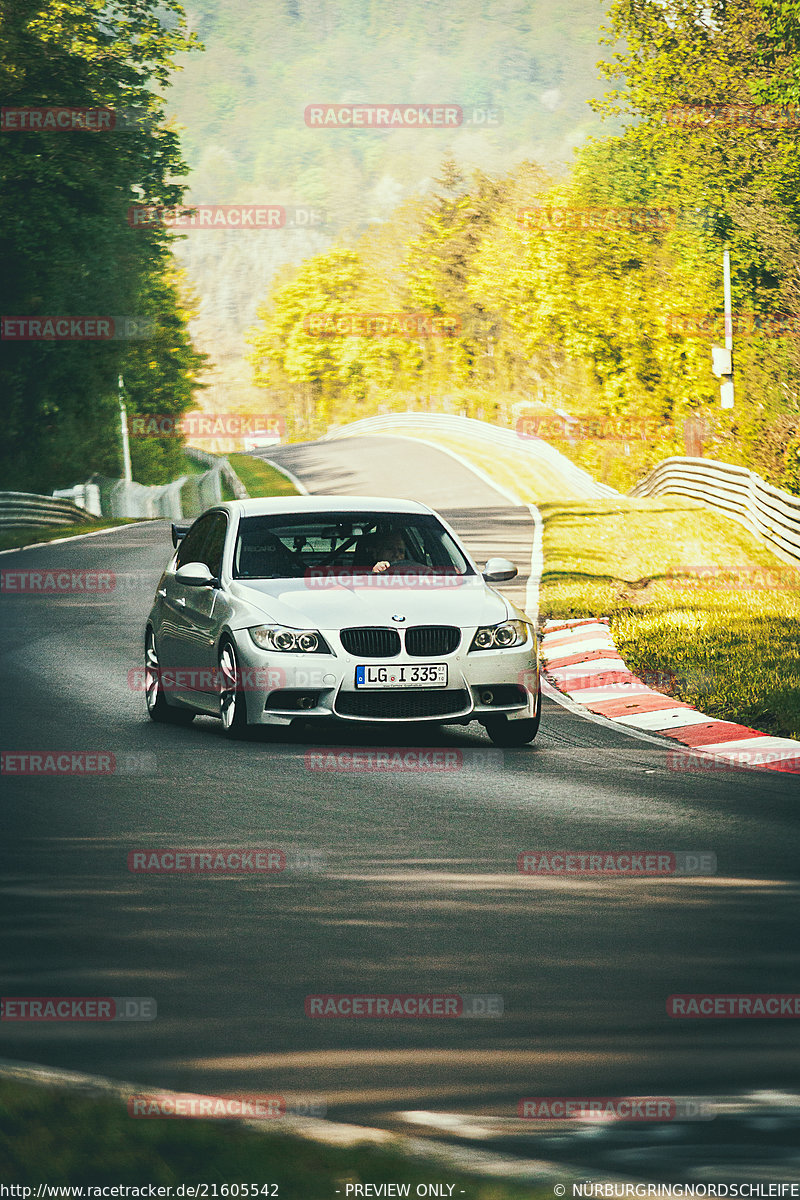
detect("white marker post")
(720, 247), (734, 408)
(119, 374), (133, 482)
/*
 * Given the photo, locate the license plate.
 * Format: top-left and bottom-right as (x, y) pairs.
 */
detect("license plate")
(355, 663), (448, 689)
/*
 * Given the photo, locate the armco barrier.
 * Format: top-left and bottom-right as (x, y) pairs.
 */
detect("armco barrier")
(3, 457), (238, 531)
(179, 470), (222, 519)
(323, 413), (619, 500)
(0, 492), (100, 529)
(89, 475), (189, 520)
(52, 483), (102, 516)
(183, 446), (249, 500)
(325, 417), (800, 566)
(87, 469), (225, 520)
(630, 456), (800, 566)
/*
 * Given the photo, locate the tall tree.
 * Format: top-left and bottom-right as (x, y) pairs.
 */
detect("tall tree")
(0, 0), (205, 490)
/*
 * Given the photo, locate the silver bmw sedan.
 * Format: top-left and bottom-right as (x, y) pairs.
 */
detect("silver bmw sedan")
(144, 496), (541, 746)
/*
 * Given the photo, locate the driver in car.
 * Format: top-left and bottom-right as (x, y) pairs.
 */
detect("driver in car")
(371, 529), (410, 573)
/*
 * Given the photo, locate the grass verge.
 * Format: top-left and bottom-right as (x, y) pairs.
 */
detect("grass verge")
(0, 1081), (548, 1197)
(328, 424), (800, 737)
(227, 454), (300, 498)
(179, 452), (211, 476)
(0, 519), (139, 553)
(538, 497), (800, 739)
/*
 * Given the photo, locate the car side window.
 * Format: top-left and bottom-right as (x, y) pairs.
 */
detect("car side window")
(200, 513), (228, 577)
(175, 515), (214, 570)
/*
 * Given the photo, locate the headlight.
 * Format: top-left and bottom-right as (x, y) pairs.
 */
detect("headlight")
(469, 619), (529, 651)
(249, 625), (330, 653)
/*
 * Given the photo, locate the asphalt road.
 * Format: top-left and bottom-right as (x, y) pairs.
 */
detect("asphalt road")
(2, 436), (799, 1178)
(261, 435), (513, 509)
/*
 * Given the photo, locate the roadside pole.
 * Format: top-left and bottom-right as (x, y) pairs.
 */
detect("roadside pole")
(716, 247), (735, 408)
(119, 373), (133, 483)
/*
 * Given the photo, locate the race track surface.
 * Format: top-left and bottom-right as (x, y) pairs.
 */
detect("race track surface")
(2, 436), (798, 1158)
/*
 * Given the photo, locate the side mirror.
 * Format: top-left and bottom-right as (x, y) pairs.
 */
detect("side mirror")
(482, 557), (518, 583)
(175, 562), (217, 588)
(172, 522), (191, 547)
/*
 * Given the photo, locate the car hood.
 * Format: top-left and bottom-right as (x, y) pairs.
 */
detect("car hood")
(227, 575), (510, 631)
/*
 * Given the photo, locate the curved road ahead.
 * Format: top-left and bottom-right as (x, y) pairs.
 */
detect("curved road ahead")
(2, 435), (798, 1173)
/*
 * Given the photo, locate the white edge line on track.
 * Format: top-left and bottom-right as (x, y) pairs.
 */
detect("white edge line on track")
(0, 520), (155, 556)
(329, 433), (525, 506)
(256, 456), (310, 495)
(540, 676), (683, 749)
(0, 1057), (589, 1184)
(321, 432), (544, 625)
(542, 672), (798, 771)
(7, 436), (717, 758)
(274, 430), (686, 747)
(526, 503), (543, 628)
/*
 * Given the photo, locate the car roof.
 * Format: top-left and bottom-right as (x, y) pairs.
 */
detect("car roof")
(217, 496), (437, 518)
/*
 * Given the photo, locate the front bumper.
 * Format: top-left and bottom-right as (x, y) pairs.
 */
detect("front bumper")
(232, 628), (539, 725)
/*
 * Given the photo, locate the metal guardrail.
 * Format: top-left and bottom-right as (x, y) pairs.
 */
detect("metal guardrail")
(0, 492), (100, 529)
(323, 413), (619, 499)
(3, 455), (240, 532)
(52, 483), (102, 516)
(87, 466), (228, 520)
(179, 471), (222, 519)
(630, 456), (800, 566)
(88, 475), (190, 520)
(183, 447), (249, 499)
(325, 415), (800, 566)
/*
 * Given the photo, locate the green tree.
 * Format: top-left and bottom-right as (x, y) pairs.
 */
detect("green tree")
(593, 0), (800, 484)
(0, 0), (204, 491)
(247, 249), (365, 436)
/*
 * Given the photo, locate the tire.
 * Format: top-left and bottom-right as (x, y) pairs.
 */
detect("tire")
(483, 690), (541, 747)
(145, 629), (195, 726)
(218, 638), (251, 738)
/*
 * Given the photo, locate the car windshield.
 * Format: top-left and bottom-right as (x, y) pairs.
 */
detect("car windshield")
(233, 511), (473, 580)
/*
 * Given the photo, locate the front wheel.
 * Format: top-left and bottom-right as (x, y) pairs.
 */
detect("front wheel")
(145, 630), (194, 725)
(218, 639), (251, 738)
(483, 693), (541, 747)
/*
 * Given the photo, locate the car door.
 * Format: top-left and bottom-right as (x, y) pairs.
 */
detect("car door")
(178, 511), (233, 705)
(157, 513), (216, 679)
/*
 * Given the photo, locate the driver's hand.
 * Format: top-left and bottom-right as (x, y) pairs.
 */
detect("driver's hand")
(372, 560), (390, 573)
